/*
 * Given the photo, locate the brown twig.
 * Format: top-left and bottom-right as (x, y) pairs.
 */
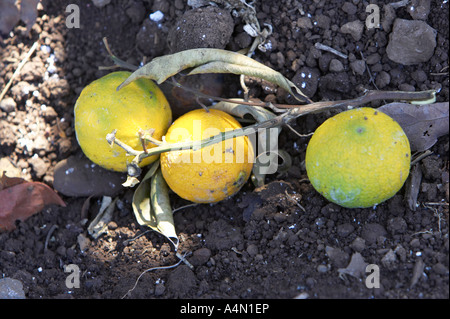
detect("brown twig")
(0, 41), (39, 103)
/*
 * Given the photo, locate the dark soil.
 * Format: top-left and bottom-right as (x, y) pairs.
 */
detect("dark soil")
(0, 0), (448, 300)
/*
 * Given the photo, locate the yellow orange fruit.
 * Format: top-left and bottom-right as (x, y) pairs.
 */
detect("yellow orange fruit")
(74, 71), (172, 172)
(305, 107), (411, 208)
(160, 109), (254, 203)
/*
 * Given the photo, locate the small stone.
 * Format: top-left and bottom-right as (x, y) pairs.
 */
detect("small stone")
(340, 20), (364, 41)
(361, 223), (387, 245)
(91, 0), (111, 8)
(342, 2), (357, 15)
(246, 244), (259, 257)
(382, 4), (396, 33)
(407, 0), (431, 21)
(350, 60), (366, 75)
(386, 19), (436, 65)
(411, 70), (427, 83)
(387, 217), (408, 235)
(154, 283), (166, 296)
(297, 17), (313, 29)
(336, 223), (355, 237)
(381, 249), (397, 268)
(350, 237), (366, 252)
(375, 71), (391, 89)
(314, 14), (331, 29)
(366, 53), (381, 65)
(325, 246), (350, 268)
(0, 278), (25, 299)
(53, 154), (126, 197)
(190, 248), (211, 266)
(329, 59), (344, 72)
(29, 156), (48, 178)
(317, 264), (329, 273)
(0, 97), (16, 112)
(292, 66), (320, 98)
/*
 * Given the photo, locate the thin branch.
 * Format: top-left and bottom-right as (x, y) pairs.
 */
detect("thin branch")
(100, 37), (138, 71)
(0, 41), (39, 103)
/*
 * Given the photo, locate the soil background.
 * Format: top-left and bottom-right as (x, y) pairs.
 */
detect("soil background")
(0, 0), (449, 300)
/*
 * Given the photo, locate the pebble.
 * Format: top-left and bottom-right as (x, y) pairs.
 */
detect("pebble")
(317, 264), (329, 273)
(411, 70), (427, 83)
(386, 19), (436, 65)
(366, 53), (381, 65)
(340, 20), (364, 41)
(297, 17), (313, 29)
(292, 66), (320, 98)
(361, 223), (387, 245)
(0, 97), (17, 112)
(190, 248), (211, 266)
(0, 278), (26, 299)
(336, 223), (355, 237)
(325, 246), (350, 268)
(381, 249), (397, 268)
(342, 2), (357, 15)
(407, 0), (431, 21)
(350, 237), (366, 252)
(53, 154), (126, 197)
(350, 59), (366, 75)
(329, 59), (344, 72)
(92, 0), (111, 8)
(387, 217), (408, 235)
(375, 71), (391, 89)
(246, 244), (259, 257)
(29, 155), (48, 178)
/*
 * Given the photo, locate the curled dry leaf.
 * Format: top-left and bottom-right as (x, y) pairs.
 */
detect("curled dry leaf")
(118, 48), (310, 103)
(379, 102), (449, 152)
(0, 172), (66, 231)
(132, 161), (178, 249)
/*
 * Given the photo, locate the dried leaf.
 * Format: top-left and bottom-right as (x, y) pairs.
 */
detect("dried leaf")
(132, 161), (178, 249)
(0, 0), (20, 34)
(150, 168), (178, 249)
(0, 181), (66, 231)
(132, 161), (160, 226)
(88, 196), (116, 239)
(379, 102), (449, 151)
(0, 171), (25, 191)
(20, 0), (40, 34)
(118, 48), (309, 102)
(338, 252), (368, 279)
